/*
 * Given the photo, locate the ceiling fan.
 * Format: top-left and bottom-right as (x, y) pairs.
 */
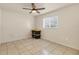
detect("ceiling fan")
(23, 3), (45, 13)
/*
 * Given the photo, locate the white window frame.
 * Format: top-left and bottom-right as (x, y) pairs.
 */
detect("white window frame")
(43, 16), (58, 29)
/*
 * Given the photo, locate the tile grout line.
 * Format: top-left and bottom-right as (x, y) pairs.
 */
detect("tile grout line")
(6, 43), (9, 55)
(13, 42), (22, 55)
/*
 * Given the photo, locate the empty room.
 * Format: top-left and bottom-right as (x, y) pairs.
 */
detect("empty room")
(0, 3), (79, 55)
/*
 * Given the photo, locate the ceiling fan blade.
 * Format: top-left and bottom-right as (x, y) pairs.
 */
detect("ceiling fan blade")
(32, 3), (36, 9)
(36, 10), (40, 13)
(36, 8), (45, 10)
(29, 10), (32, 13)
(23, 8), (32, 10)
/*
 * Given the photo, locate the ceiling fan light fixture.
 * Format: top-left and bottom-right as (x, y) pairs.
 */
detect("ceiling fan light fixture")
(32, 10), (36, 13)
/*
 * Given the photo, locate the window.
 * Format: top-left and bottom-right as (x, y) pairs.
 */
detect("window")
(43, 16), (58, 28)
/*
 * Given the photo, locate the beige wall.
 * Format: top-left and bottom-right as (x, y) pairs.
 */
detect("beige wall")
(35, 4), (79, 50)
(0, 9), (2, 44)
(0, 8), (34, 43)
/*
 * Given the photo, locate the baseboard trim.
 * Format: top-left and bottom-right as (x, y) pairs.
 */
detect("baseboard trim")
(41, 38), (79, 51)
(0, 37), (30, 44)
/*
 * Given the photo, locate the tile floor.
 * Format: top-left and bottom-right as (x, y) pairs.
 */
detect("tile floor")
(0, 39), (79, 55)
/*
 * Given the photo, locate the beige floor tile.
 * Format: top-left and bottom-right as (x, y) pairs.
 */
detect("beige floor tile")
(0, 43), (8, 55)
(0, 39), (79, 55)
(63, 48), (79, 55)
